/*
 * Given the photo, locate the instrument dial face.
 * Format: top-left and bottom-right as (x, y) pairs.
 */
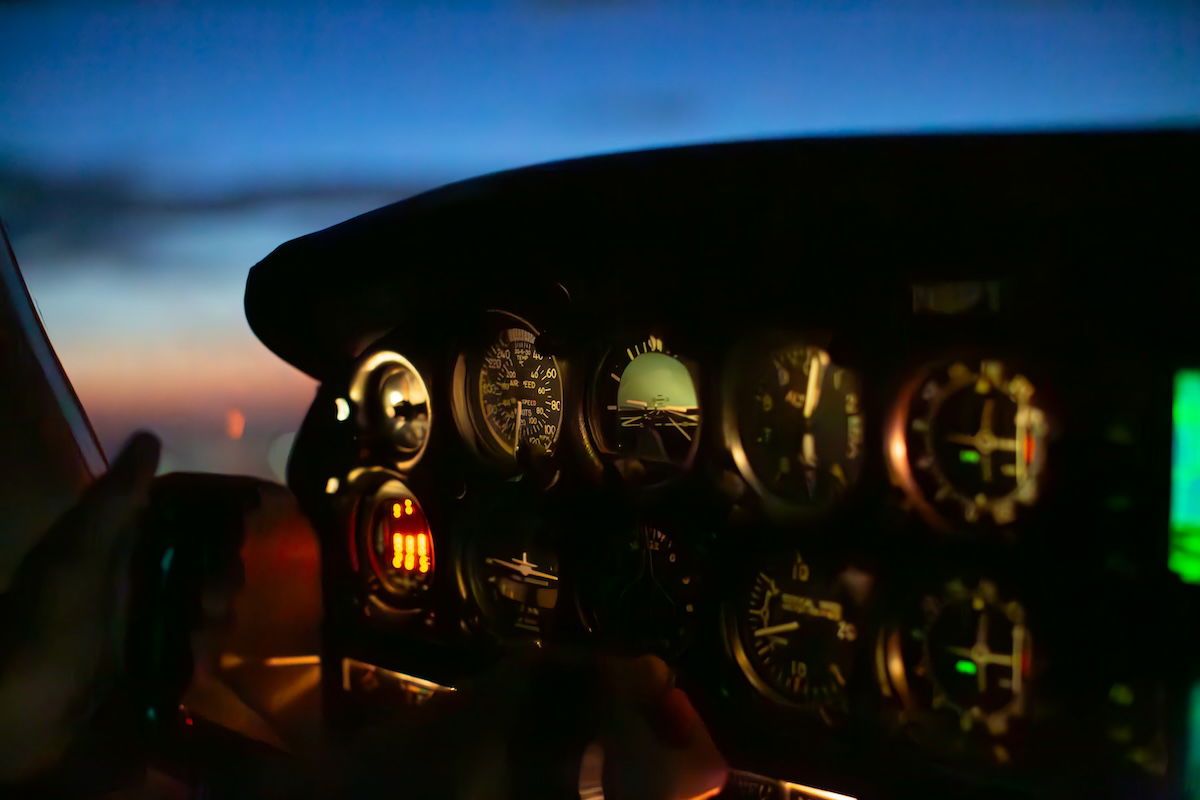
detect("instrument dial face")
(593, 335), (701, 472)
(584, 524), (704, 656)
(734, 342), (864, 509)
(733, 551), (872, 720)
(349, 351), (432, 467)
(377, 362), (431, 456)
(464, 525), (560, 641)
(477, 320), (564, 456)
(879, 579), (1032, 754)
(892, 358), (1049, 527)
(359, 481), (435, 610)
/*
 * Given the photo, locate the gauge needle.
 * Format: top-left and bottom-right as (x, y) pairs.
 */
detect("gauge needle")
(486, 553), (558, 582)
(514, 399), (523, 449)
(946, 645), (1014, 667)
(667, 416), (692, 440)
(754, 620), (800, 638)
(803, 352), (823, 418)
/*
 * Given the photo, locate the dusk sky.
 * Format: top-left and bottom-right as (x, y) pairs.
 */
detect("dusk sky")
(3, 0), (1198, 480)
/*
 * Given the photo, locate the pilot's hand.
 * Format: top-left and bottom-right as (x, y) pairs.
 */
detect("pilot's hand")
(0, 432), (160, 784)
(596, 654), (728, 800)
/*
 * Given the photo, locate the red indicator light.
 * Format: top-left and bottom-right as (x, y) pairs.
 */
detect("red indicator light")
(1024, 431), (1036, 466)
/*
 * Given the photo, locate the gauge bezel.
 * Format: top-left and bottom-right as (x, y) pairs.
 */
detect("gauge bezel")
(874, 576), (1034, 761)
(586, 333), (703, 485)
(724, 331), (865, 521)
(725, 548), (872, 723)
(885, 354), (1051, 532)
(575, 520), (707, 657)
(454, 513), (563, 644)
(347, 350), (432, 471)
(451, 309), (565, 469)
(350, 472), (436, 620)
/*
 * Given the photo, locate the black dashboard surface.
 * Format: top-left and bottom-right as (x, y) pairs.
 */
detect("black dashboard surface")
(246, 130), (1199, 799)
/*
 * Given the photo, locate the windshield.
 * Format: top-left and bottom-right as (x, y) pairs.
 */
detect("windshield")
(2, 0), (1197, 479)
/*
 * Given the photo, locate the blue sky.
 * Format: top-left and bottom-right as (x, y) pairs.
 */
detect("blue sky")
(2, 0), (1197, 478)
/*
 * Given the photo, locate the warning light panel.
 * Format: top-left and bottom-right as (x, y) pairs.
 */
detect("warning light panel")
(359, 478), (436, 608)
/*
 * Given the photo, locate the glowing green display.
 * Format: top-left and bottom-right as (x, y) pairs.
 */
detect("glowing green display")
(958, 450), (981, 464)
(616, 351), (698, 410)
(1171, 370), (1200, 584)
(955, 659), (978, 676)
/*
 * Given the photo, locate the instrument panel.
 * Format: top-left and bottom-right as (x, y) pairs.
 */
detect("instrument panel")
(307, 309), (1165, 794)
(252, 131), (1199, 800)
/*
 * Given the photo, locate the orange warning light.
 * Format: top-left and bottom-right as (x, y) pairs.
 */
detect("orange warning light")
(376, 491), (435, 581)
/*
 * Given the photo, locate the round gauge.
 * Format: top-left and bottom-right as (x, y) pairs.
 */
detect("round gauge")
(582, 524), (705, 656)
(460, 515), (561, 642)
(458, 312), (564, 462)
(878, 578), (1032, 752)
(348, 351), (432, 468)
(356, 480), (435, 611)
(730, 341), (864, 512)
(591, 335), (701, 476)
(888, 358), (1049, 528)
(730, 551), (872, 721)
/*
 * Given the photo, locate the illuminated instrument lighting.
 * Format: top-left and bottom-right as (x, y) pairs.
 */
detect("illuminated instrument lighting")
(888, 431), (907, 471)
(959, 450), (981, 464)
(1171, 370), (1200, 584)
(779, 780), (859, 800)
(324, 477), (339, 494)
(364, 480), (436, 603)
(263, 655), (321, 667)
(341, 658), (455, 706)
(388, 517), (432, 575)
(334, 397), (350, 422)
(955, 659), (978, 676)
(417, 533), (430, 573)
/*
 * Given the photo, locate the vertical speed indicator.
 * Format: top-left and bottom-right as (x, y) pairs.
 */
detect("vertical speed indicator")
(729, 551), (873, 723)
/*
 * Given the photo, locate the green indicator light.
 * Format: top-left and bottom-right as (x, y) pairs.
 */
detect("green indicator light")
(955, 659), (978, 676)
(959, 450), (981, 464)
(1170, 370), (1200, 585)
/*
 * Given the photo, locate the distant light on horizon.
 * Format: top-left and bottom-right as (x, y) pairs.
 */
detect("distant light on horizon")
(226, 408), (246, 440)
